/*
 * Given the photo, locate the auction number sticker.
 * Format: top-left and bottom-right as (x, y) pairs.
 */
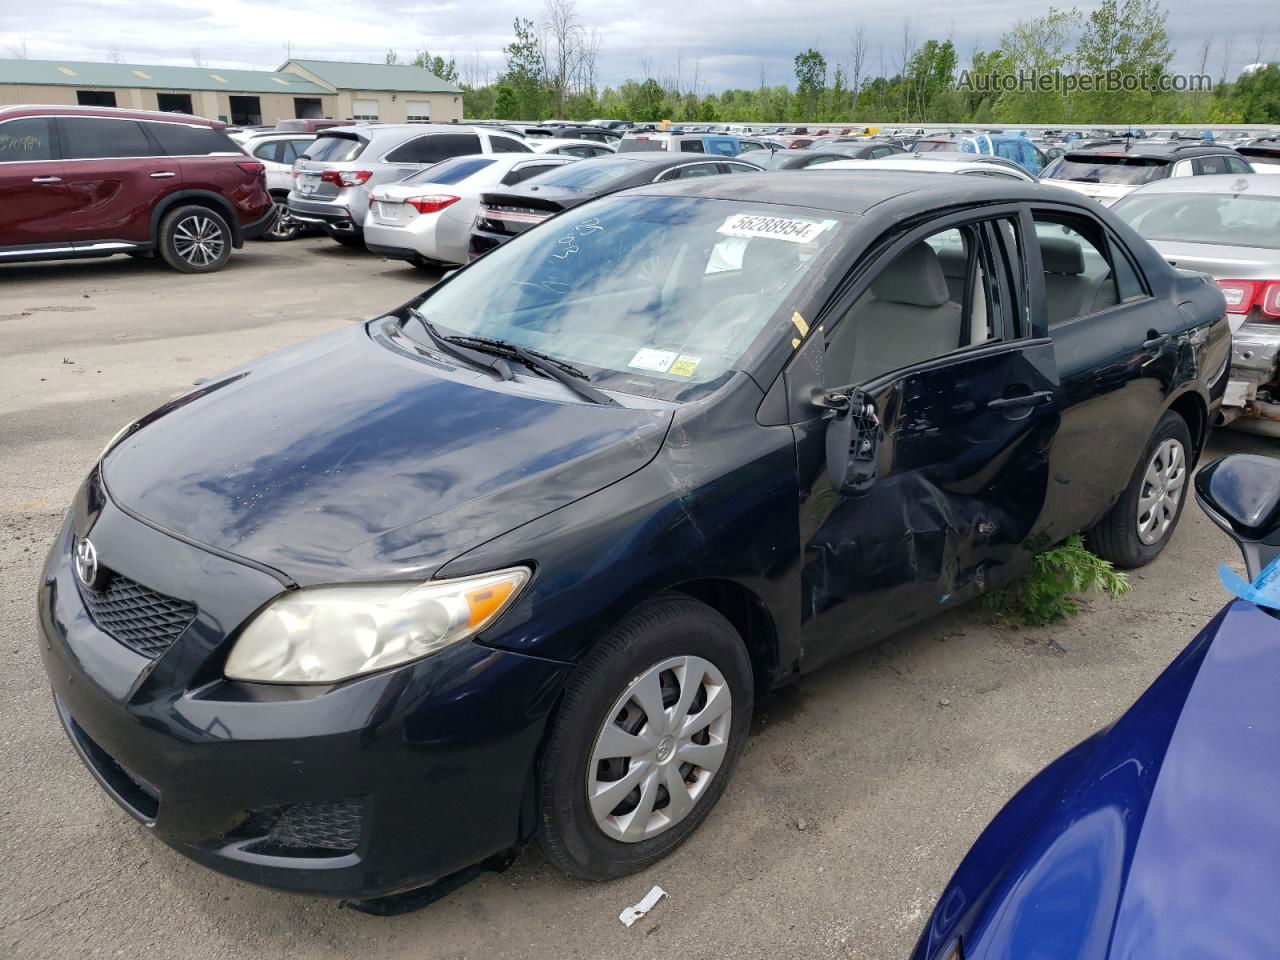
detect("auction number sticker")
(628, 348), (677, 373)
(717, 213), (833, 245)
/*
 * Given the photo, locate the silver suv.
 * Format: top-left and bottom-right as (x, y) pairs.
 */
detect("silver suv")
(287, 124), (532, 246)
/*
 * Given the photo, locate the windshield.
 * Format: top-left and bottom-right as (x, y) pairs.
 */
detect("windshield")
(408, 194), (852, 401)
(1048, 155), (1170, 184)
(1114, 193), (1280, 249)
(753, 151), (796, 169)
(520, 157), (643, 190)
(402, 157), (495, 185)
(303, 134), (365, 162)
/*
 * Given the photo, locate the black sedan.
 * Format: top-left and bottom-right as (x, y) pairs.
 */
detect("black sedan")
(467, 153), (763, 259)
(39, 172), (1228, 908)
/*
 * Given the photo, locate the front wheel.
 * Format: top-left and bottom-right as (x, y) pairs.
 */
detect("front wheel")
(536, 595), (753, 881)
(1087, 410), (1192, 567)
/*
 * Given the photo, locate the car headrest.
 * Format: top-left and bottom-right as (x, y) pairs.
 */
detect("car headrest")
(1040, 236), (1085, 275)
(871, 242), (950, 307)
(934, 245), (967, 279)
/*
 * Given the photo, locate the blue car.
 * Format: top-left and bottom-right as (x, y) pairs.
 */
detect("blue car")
(911, 452), (1280, 960)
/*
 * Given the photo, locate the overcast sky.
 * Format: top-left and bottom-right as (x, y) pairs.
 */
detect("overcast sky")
(2, 0), (1276, 91)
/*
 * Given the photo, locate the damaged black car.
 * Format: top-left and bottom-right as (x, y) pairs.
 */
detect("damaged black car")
(38, 171), (1229, 906)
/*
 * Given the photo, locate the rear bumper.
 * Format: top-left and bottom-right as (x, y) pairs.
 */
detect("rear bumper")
(366, 242), (420, 263)
(37, 487), (570, 898)
(287, 196), (356, 230)
(468, 228), (508, 260)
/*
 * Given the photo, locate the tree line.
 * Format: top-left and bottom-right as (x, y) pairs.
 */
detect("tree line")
(393, 0), (1279, 124)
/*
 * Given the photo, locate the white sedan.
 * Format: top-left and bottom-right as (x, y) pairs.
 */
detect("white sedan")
(816, 152), (1038, 182)
(531, 138), (618, 158)
(363, 154), (577, 267)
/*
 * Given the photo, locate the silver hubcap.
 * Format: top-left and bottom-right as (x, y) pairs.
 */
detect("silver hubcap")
(269, 202), (295, 237)
(1137, 437), (1186, 545)
(587, 655), (732, 843)
(173, 215), (225, 266)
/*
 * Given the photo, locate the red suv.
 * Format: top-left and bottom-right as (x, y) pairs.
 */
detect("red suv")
(0, 105), (275, 273)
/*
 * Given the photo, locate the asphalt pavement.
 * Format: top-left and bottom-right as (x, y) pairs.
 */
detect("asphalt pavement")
(0, 237), (1271, 960)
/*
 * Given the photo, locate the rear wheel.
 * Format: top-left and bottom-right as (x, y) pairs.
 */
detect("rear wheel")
(536, 595), (753, 880)
(157, 205), (232, 273)
(326, 228), (364, 248)
(263, 198), (300, 241)
(1087, 410), (1192, 567)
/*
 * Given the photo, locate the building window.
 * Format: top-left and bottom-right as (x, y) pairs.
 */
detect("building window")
(352, 98), (379, 121)
(406, 99), (431, 122)
(228, 96), (262, 126)
(76, 90), (117, 107)
(156, 93), (193, 114)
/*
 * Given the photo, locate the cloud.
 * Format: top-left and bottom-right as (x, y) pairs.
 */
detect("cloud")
(1, 0), (1276, 91)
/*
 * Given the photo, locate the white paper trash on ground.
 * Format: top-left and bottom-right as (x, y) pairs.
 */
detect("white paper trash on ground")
(619, 885), (667, 927)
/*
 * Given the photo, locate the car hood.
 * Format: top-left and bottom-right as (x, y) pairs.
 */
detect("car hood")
(928, 600), (1280, 960)
(101, 321), (671, 585)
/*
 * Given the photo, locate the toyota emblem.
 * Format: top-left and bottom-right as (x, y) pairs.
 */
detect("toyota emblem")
(74, 537), (101, 590)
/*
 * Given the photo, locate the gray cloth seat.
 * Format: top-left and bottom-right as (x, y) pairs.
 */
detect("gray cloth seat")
(1040, 235), (1119, 324)
(690, 238), (803, 350)
(935, 245), (968, 304)
(825, 242), (963, 385)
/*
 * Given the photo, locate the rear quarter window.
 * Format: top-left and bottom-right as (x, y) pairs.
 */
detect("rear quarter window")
(148, 122), (237, 156)
(384, 133), (482, 164)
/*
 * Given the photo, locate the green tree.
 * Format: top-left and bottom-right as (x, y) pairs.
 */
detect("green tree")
(1077, 0), (1174, 121)
(412, 49), (460, 85)
(993, 7), (1082, 122)
(794, 48), (827, 120)
(499, 17), (549, 119)
(1234, 64), (1280, 122)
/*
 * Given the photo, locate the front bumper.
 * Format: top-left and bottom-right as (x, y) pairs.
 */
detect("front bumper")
(37, 479), (569, 897)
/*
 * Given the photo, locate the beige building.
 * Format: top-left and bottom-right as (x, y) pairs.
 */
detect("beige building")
(0, 57), (462, 126)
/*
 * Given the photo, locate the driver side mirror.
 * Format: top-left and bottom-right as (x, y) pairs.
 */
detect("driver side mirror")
(824, 390), (882, 496)
(1195, 455), (1280, 579)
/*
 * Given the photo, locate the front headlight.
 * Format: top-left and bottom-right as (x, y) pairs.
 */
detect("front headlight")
(224, 567), (531, 684)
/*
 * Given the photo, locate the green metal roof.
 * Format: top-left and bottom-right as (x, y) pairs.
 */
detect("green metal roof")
(284, 59), (462, 94)
(0, 58), (331, 94)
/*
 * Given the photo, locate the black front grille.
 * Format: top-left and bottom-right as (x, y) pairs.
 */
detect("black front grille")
(78, 573), (196, 659)
(234, 799), (365, 857)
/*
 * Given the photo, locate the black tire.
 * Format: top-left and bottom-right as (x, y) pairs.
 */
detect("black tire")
(157, 204), (232, 273)
(536, 594), (753, 881)
(1086, 410), (1193, 568)
(262, 198), (300, 241)
(326, 228), (364, 248)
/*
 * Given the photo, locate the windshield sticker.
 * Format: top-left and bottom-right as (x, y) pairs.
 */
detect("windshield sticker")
(668, 355), (701, 378)
(791, 311), (810, 337)
(717, 213), (833, 245)
(628, 348), (677, 373)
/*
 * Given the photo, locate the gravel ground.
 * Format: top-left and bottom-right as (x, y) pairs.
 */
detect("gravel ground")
(0, 237), (1271, 960)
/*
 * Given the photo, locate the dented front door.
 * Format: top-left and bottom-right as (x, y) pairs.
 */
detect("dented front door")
(795, 340), (1060, 665)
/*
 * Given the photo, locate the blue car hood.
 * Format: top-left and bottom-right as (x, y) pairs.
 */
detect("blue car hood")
(101, 322), (671, 584)
(917, 599), (1280, 960)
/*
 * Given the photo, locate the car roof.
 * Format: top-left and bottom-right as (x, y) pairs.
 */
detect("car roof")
(319, 123), (494, 140)
(0, 103), (222, 127)
(536, 138), (609, 148)
(1066, 141), (1239, 159)
(819, 153), (1032, 178)
(626, 169), (1053, 215)
(1123, 173), (1280, 197)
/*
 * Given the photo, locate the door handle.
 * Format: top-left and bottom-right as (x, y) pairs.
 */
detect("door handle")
(1143, 333), (1170, 349)
(149, 171), (177, 179)
(31, 176), (63, 184)
(988, 390), (1054, 410)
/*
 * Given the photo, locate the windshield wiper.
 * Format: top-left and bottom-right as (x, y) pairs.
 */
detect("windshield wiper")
(409, 309), (514, 381)
(411, 312), (618, 406)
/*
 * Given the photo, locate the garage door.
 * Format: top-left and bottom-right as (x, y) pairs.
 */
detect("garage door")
(406, 100), (431, 122)
(352, 99), (379, 120)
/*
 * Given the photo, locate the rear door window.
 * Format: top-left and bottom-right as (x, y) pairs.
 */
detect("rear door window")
(148, 122), (236, 156)
(384, 133), (482, 164)
(488, 135), (531, 153)
(0, 117), (53, 162)
(59, 117), (154, 159)
(678, 139), (706, 153)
